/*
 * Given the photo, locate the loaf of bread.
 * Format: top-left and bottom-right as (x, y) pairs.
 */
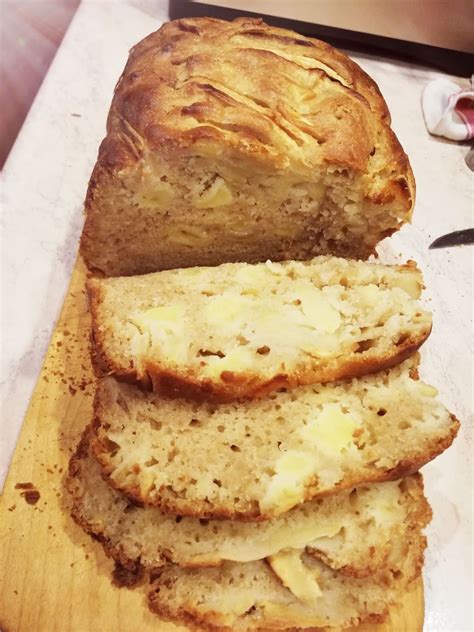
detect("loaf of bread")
(68, 429), (431, 574)
(80, 17), (414, 276)
(90, 359), (458, 519)
(148, 544), (424, 630)
(87, 256), (431, 401)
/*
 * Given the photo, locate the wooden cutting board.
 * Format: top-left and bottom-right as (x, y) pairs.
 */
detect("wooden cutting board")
(0, 258), (424, 632)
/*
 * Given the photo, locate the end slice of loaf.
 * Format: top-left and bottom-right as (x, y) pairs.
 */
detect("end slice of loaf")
(90, 358), (458, 519)
(80, 17), (414, 277)
(148, 544), (424, 631)
(87, 256), (431, 401)
(68, 429), (431, 575)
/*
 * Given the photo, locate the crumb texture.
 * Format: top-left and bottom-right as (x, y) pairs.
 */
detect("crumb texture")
(148, 544), (424, 631)
(68, 431), (431, 573)
(88, 256), (432, 400)
(90, 358), (457, 519)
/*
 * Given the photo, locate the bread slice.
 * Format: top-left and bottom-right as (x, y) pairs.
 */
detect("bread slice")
(147, 543), (424, 631)
(87, 256), (431, 401)
(80, 17), (415, 277)
(68, 429), (431, 575)
(90, 358), (458, 519)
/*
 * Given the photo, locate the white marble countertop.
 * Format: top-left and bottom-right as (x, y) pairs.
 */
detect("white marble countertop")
(0, 1), (472, 630)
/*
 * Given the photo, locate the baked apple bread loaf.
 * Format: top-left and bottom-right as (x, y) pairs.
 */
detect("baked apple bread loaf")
(90, 359), (458, 519)
(87, 256), (432, 401)
(69, 429), (431, 573)
(80, 17), (414, 276)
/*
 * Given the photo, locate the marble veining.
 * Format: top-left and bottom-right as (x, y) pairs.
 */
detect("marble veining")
(0, 1), (472, 630)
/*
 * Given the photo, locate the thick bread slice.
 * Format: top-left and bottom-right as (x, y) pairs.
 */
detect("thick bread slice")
(90, 358), (458, 519)
(68, 430), (431, 575)
(87, 256), (432, 401)
(80, 17), (414, 277)
(147, 544), (425, 631)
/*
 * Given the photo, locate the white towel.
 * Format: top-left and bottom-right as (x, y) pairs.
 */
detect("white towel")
(421, 77), (474, 141)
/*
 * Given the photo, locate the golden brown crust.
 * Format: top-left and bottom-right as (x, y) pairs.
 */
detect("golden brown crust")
(87, 279), (115, 379)
(66, 428), (154, 574)
(80, 17), (415, 276)
(93, 17), (413, 179)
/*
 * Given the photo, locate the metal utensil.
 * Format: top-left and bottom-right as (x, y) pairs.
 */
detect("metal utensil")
(429, 228), (474, 249)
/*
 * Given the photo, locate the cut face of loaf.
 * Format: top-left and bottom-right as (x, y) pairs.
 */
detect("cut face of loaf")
(80, 17), (414, 276)
(87, 256), (432, 401)
(68, 430), (431, 574)
(148, 544), (424, 631)
(90, 358), (458, 519)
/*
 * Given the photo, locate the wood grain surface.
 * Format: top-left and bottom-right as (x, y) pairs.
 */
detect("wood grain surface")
(0, 258), (424, 632)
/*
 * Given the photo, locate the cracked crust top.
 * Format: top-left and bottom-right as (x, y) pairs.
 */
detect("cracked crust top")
(80, 17), (415, 275)
(87, 17), (414, 178)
